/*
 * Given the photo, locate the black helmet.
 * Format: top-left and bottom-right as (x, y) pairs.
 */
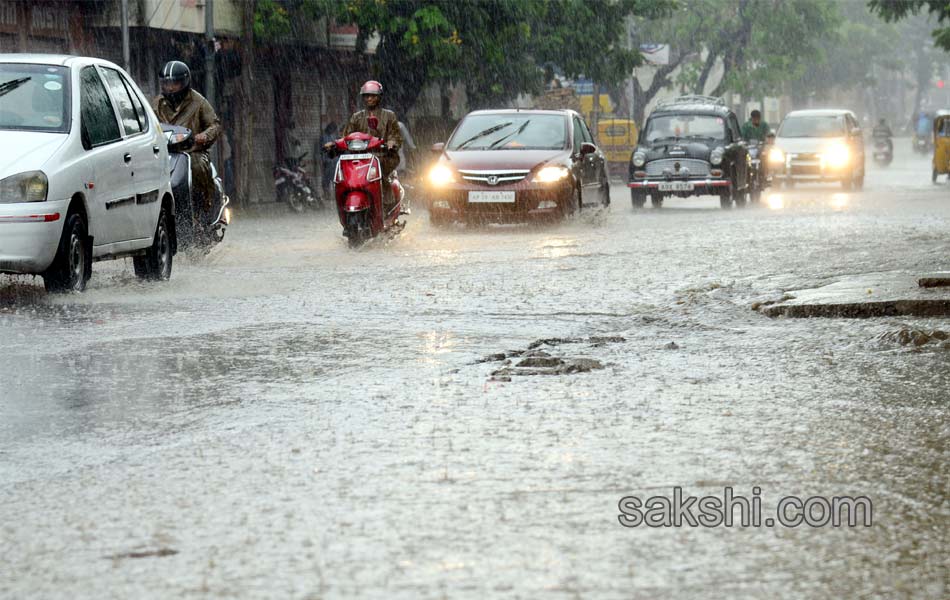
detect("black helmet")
(160, 60), (191, 105)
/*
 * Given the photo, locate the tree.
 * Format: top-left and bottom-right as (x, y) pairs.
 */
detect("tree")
(869, 0), (950, 50)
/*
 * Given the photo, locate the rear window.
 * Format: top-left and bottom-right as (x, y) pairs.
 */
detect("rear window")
(0, 63), (70, 133)
(448, 113), (567, 151)
(778, 115), (846, 138)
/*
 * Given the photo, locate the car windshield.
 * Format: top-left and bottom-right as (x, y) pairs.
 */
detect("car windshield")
(644, 114), (726, 143)
(0, 64), (70, 133)
(778, 115), (846, 138)
(448, 114), (567, 150)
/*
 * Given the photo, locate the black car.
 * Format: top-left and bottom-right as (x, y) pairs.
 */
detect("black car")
(628, 95), (751, 209)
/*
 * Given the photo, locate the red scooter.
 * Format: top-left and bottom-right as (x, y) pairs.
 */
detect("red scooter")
(324, 131), (406, 247)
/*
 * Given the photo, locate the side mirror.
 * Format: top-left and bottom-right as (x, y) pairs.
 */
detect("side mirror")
(851, 128), (862, 138)
(580, 142), (597, 156)
(431, 142), (445, 154)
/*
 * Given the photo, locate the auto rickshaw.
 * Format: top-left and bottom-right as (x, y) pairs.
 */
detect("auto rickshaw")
(932, 111), (950, 183)
(597, 118), (638, 180)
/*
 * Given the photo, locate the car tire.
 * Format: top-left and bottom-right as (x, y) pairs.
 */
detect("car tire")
(749, 184), (762, 205)
(429, 210), (451, 228)
(720, 193), (732, 209)
(841, 176), (853, 191)
(630, 191), (646, 209)
(650, 193), (663, 209)
(133, 205), (173, 281)
(933, 169), (939, 184)
(853, 175), (864, 191)
(600, 175), (611, 207)
(732, 182), (746, 209)
(43, 211), (90, 293)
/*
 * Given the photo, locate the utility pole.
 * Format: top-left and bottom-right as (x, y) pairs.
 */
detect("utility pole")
(121, 0), (130, 73)
(204, 0), (215, 107)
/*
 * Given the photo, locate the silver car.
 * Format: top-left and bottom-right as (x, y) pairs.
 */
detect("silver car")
(768, 109), (866, 190)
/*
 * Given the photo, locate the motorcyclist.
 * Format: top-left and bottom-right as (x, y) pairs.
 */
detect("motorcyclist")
(151, 60), (221, 212)
(741, 110), (770, 184)
(325, 80), (403, 207)
(741, 110), (770, 143)
(872, 118), (893, 153)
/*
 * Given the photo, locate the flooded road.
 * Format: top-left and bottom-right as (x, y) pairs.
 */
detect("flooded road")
(2, 148), (948, 598)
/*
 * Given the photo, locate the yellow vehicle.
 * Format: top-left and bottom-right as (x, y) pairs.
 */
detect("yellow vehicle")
(597, 118), (638, 179)
(933, 111), (950, 183)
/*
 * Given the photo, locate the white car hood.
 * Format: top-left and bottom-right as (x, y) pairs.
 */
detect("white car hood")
(0, 131), (69, 179)
(774, 136), (847, 155)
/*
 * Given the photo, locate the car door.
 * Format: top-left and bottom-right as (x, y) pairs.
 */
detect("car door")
(78, 65), (132, 246)
(579, 117), (605, 192)
(572, 116), (597, 197)
(99, 66), (162, 243)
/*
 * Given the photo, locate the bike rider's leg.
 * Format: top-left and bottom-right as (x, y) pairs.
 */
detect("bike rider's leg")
(189, 151), (215, 214)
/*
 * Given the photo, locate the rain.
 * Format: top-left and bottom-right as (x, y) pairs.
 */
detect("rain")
(1, 1), (948, 598)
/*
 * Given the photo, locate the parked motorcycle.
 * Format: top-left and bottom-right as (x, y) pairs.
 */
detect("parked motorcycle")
(323, 131), (406, 248)
(274, 152), (321, 212)
(872, 134), (893, 167)
(163, 124), (231, 253)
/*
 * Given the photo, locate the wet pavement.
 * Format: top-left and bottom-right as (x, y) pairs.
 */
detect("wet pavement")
(1, 147), (948, 598)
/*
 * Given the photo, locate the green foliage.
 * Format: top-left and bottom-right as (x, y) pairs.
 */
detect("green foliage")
(869, 0), (950, 51)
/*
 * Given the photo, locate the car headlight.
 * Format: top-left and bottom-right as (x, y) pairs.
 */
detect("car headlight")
(768, 147), (785, 164)
(0, 171), (48, 203)
(710, 147), (724, 165)
(428, 164), (456, 186)
(534, 165), (570, 183)
(822, 144), (849, 168)
(632, 151), (646, 167)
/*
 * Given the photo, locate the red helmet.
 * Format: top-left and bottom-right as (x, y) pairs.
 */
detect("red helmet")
(359, 80), (383, 96)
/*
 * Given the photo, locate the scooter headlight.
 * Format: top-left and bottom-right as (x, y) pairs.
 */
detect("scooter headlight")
(347, 139), (369, 151)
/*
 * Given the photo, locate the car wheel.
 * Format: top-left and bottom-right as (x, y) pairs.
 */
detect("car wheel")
(841, 176), (853, 191)
(720, 193), (732, 209)
(853, 175), (864, 191)
(732, 184), (747, 209)
(933, 169), (939, 184)
(650, 193), (663, 209)
(133, 205), (173, 281)
(43, 211), (90, 293)
(749, 184), (762, 205)
(630, 191), (646, 209)
(429, 210), (451, 228)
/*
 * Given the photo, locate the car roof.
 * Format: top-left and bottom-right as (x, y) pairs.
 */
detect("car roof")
(0, 53), (123, 70)
(785, 109), (854, 118)
(650, 103), (731, 118)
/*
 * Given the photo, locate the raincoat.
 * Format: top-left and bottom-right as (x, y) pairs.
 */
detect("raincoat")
(740, 119), (770, 142)
(342, 108), (402, 176)
(152, 89), (221, 209)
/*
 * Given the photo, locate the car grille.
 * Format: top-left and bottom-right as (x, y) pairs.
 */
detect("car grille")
(458, 169), (530, 185)
(645, 159), (710, 177)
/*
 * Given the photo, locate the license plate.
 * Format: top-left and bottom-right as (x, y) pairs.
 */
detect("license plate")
(341, 153), (372, 160)
(468, 191), (516, 203)
(658, 181), (694, 192)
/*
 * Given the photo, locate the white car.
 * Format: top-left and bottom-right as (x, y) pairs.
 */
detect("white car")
(768, 109), (866, 190)
(0, 54), (175, 292)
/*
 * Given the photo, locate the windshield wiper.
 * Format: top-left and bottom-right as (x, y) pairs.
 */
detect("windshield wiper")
(651, 135), (681, 143)
(0, 77), (31, 99)
(456, 122), (514, 149)
(488, 120), (532, 149)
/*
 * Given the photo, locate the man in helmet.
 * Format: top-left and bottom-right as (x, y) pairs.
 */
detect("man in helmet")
(327, 80), (403, 206)
(151, 60), (221, 212)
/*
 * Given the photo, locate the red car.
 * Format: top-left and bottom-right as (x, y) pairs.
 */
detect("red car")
(426, 109), (610, 224)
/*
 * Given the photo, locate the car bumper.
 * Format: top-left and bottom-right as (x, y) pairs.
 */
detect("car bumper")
(0, 199), (68, 274)
(770, 160), (855, 182)
(428, 181), (573, 221)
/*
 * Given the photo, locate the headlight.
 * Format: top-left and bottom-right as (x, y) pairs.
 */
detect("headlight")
(632, 151), (646, 167)
(822, 144), (849, 168)
(0, 171), (48, 203)
(710, 147), (724, 165)
(768, 148), (785, 164)
(428, 164), (455, 186)
(347, 139), (368, 151)
(534, 165), (570, 183)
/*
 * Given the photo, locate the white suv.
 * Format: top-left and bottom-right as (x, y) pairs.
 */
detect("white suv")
(0, 54), (175, 292)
